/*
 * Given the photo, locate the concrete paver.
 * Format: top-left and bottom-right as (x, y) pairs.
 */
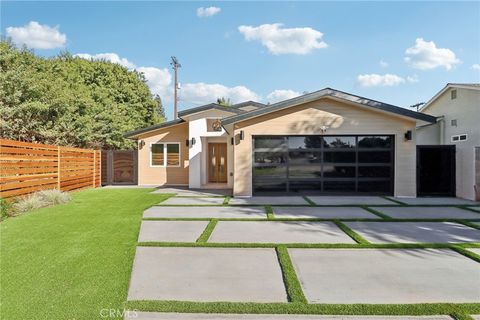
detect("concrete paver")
(229, 196), (308, 205)
(289, 248), (480, 303)
(159, 197), (225, 205)
(126, 312), (453, 320)
(468, 207), (480, 212)
(373, 206), (480, 219)
(127, 247), (287, 302)
(307, 196), (397, 206)
(143, 206), (266, 219)
(209, 221), (356, 244)
(137, 220), (209, 242)
(345, 222), (480, 243)
(272, 206), (379, 219)
(388, 197), (479, 205)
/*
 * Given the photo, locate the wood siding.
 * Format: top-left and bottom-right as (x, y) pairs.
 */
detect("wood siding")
(232, 98), (417, 197)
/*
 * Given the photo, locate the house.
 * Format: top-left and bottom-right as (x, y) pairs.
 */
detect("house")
(417, 83), (480, 201)
(124, 88), (436, 197)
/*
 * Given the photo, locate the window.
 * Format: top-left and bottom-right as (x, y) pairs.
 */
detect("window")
(451, 134), (467, 142)
(207, 119), (223, 132)
(151, 143), (180, 167)
(451, 89), (457, 100)
(451, 119), (457, 127)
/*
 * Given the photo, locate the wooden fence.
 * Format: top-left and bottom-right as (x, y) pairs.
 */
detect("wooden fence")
(0, 139), (101, 198)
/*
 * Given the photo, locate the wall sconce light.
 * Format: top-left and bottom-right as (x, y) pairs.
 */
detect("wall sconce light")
(239, 130), (244, 140)
(404, 130), (412, 141)
(185, 139), (189, 147)
(191, 137), (196, 146)
(231, 137), (234, 145)
(139, 140), (145, 149)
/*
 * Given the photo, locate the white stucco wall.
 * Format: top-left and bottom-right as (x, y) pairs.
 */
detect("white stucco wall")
(419, 87), (480, 200)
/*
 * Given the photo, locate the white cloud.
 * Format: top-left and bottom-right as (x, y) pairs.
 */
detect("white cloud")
(472, 64), (480, 71)
(406, 74), (419, 83)
(379, 60), (389, 68)
(267, 89), (301, 103)
(405, 38), (460, 70)
(6, 21), (66, 49)
(180, 83), (260, 105)
(238, 23), (327, 55)
(197, 6), (221, 18)
(357, 73), (406, 87)
(136, 67), (172, 99)
(74, 53), (136, 69)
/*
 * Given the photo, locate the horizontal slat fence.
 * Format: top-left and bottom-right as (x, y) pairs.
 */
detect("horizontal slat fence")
(0, 139), (101, 198)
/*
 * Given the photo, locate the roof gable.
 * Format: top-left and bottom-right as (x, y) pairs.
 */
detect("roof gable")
(222, 88), (436, 125)
(420, 83), (480, 112)
(177, 103), (243, 118)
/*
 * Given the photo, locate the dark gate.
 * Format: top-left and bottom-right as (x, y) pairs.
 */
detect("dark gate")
(101, 150), (137, 185)
(417, 145), (455, 197)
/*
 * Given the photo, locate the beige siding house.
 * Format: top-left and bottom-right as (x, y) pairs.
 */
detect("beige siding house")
(417, 83), (480, 200)
(125, 88), (436, 197)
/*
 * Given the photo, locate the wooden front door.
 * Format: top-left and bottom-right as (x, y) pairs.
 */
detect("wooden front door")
(208, 143), (227, 183)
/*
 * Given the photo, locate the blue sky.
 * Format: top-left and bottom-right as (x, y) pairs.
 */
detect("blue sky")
(3, 1), (480, 120)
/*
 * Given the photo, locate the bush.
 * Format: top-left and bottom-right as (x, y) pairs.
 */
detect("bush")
(12, 193), (48, 215)
(0, 198), (13, 219)
(37, 189), (72, 205)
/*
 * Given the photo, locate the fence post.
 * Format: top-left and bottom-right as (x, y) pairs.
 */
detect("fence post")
(57, 146), (61, 190)
(93, 150), (96, 188)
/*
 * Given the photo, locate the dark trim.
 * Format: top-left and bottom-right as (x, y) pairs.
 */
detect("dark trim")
(222, 88), (437, 125)
(177, 103), (243, 117)
(124, 119), (185, 138)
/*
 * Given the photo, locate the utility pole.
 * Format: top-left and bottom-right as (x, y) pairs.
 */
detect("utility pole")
(170, 56), (181, 119)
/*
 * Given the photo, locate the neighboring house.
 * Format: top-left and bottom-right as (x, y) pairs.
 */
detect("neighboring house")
(417, 83), (480, 201)
(125, 88), (436, 197)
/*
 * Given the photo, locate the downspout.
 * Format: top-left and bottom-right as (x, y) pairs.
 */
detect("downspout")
(437, 116), (445, 145)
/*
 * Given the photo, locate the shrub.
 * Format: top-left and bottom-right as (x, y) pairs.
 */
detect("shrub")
(0, 198), (13, 219)
(12, 193), (48, 215)
(37, 189), (72, 205)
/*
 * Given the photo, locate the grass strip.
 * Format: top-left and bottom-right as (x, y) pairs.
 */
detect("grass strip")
(334, 220), (370, 244)
(125, 301), (480, 316)
(302, 196), (316, 206)
(451, 245), (480, 263)
(275, 245), (307, 303)
(457, 206), (480, 215)
(196, 219), (218, 243)
(451, 313), (475, 320)
(265, 206), (275, 220)
(457, 220), (480, 230)
(382, 196), (408, 205)
(138, 241), (479, 249)
(223, 197), (231, 205)
(362, 206), (392, 219)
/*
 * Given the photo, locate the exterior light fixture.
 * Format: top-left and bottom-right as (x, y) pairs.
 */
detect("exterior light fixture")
(239, 131), (244, 140)
(186, 139), (189, 147)
(404, 130), (412, 141)
(231, 137), (234, 145)
(191, 137), (196, 146)
(139, 140), (145, 149)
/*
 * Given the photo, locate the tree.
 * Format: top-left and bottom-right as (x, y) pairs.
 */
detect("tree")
(216, 97), (232, 107)
(0, 41), (163, 149)
(153, 94), (166, 122)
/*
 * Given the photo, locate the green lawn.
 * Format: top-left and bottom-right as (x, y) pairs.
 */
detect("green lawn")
(0, 188), (171, 320)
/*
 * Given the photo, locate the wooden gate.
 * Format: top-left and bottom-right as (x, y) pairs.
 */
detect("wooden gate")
(101, 150), (137, 185)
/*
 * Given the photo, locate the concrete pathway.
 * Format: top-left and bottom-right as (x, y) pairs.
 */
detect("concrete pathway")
(373, 206), (480, 219)
(387, 197), (479, 205)
(144, 206), (267, 219)
(137, 221), (209, 242)
(272, 206), (379, 219)
(128, 247), (287, 302)
(209, 221), (356, 244)
(125, 312), (453, 320)
(159, 197), (225, 205)
(229, 196), (309, 205)
(467, 248), (480, 256)
(346, 222), (480, 243)
(307, 196), (397, 206)
(289, 248), (480, 303)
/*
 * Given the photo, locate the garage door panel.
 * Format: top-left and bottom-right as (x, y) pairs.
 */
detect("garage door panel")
(252, 135), (394, 195)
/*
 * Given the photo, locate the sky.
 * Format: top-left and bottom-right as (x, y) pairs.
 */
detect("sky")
(2, 1), (480, 120)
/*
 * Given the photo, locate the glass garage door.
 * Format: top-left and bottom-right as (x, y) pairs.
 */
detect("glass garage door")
(252, 135), (394, 195)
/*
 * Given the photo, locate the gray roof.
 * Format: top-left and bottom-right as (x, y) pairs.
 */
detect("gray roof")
(221, 88), (437, 125)
(177, 103), (243, 117)
(124, 118), (185, 138)
(230, 101), (266, 109)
